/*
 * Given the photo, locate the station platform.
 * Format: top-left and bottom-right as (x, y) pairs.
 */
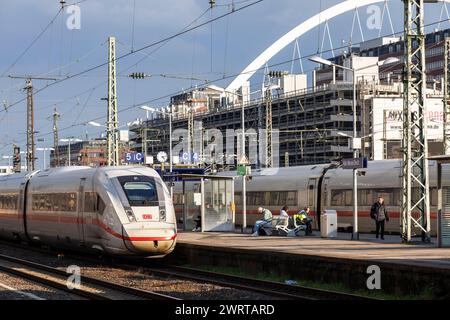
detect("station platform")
(171, 231), (450, 297)
(177, 231), (450, 270)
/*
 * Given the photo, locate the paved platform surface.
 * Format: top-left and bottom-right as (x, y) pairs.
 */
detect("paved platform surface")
(177, 231), (450, 270)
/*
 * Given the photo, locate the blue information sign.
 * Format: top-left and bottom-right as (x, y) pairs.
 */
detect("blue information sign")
(342, 157), (368, 169)
(125, 152), (145, 163)
(179, 152), (199, 164)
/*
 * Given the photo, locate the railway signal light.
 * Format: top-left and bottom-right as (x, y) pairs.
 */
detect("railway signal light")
(13, 145), (21, 173)
(268, 71), (289, 78)
(128, 72), (146, 79)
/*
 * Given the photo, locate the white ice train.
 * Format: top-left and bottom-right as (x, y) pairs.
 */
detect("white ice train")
(0, 166), (177, 257)
(232, 160), (449, 235)
(174, 160), (448, 235)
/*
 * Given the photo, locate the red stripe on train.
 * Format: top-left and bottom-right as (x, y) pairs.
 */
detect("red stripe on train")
(174, 208), (438, 220)
(0, 212), (176, 242)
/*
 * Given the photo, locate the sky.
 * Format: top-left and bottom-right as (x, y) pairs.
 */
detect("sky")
(0, 0), (449, 168)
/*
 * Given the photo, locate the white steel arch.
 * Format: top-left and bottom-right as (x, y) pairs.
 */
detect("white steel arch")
(226, 0), (449, 92)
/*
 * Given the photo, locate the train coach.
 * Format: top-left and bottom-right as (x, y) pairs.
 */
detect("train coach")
(230, 160), (448, 235)
(173, 160), (448, 236)
(0, 166), (177, 257)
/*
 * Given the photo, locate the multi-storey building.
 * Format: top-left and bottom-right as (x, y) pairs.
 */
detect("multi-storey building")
(50, 136), (131, 168)
(316, 28), (450, 87)
(130, 30), (450, 168)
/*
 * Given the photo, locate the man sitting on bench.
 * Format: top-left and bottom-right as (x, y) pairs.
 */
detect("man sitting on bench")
(294, 207), (313, 236)
(252, 207), (273, 236)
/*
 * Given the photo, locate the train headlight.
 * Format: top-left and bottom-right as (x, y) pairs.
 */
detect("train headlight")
(125, 207), (136, 222)
(159, 208), (166, 222)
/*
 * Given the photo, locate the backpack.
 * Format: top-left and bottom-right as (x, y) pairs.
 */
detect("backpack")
(370, 204), (377, 220)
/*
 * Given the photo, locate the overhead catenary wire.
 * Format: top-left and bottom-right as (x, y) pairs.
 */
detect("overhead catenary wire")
(0, 12), (438, 136)
(0, 7), (63, 78)
(14, 3), (450, 121)
(0, 0), (265, 115)
(3, 6), (450, 152)
(1, 40), (108, 96)
(24, 5), (214, 116)
(3, 5), (215, 125)
(0, 40), (408, 154)
(131, 0), (137, 52)
(2, 21), (428, 153)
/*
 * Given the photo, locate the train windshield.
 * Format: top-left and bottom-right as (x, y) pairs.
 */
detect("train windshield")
(118, 176), (158, 206)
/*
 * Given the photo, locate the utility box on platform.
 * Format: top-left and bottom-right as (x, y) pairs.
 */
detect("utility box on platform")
(321, 210), (338, 238)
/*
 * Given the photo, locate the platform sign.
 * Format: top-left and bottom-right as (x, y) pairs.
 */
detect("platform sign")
(179, 152), (199, 164)
(342, 157), (368, 169)
(124, 152), (144, 163)
(237, 164), (250, 176)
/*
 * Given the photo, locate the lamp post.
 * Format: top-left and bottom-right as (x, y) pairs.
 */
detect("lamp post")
(309, 55), (399, 240)
(36, 147), (54, 170)
(241, 97), (247, 231)
(60, 138), (82, 166)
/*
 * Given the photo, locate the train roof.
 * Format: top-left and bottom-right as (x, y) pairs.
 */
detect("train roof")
(0, 166), (162, 182)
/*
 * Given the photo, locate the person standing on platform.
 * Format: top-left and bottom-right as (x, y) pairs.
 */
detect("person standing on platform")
(370, 196), (389, 240)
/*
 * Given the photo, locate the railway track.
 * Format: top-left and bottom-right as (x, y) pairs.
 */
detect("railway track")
(0, 240), (376, 300)
(0, 253), (179, 300)
(141, 265), (377, 300)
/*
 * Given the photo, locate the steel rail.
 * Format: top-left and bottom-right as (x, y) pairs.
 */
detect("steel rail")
(0, 240), (376, 300)
(0, 253), (179, 300)
(142, 265), (377, 300)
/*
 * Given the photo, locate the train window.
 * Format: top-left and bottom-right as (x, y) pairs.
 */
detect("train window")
(393, 189), (401, 206)
(61, 193), (77, 212)
(263, 192), (271, 206)
(278, 192), (287, 206)
(372, 189), (403, 206)
(247, 192), (261, 206)
(344, 190), (352, 206)
(39, 196), (46, 211)
(117, 176), (158, 207)
(97, 195), (106, 214)
(85, 192), (105, 213)
(287, 192), (297, 206)
(331, 190), (343, 206)
(0, 194), (18, 210)
(330, 189), (352, 206)
(84, 192), (96, 212)
(32, 196), (39, 211)
(235, 192), (242, 205)
(31, 193), (77, 212)
(270, 192), (279, 206)
(52, 194), (60, 212)
(358, 190), (373, 206)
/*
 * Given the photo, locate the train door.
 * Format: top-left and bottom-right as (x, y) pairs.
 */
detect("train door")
(78, 178), (86, 244)
(18, 181), (30, 240)
(322, 177), (330, 210)
(307, 178), (318, 229)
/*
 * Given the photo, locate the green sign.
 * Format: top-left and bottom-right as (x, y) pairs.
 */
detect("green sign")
(237, 165), (247, 176)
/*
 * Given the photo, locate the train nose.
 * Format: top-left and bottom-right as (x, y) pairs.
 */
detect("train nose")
(122, 224), (177, 255)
